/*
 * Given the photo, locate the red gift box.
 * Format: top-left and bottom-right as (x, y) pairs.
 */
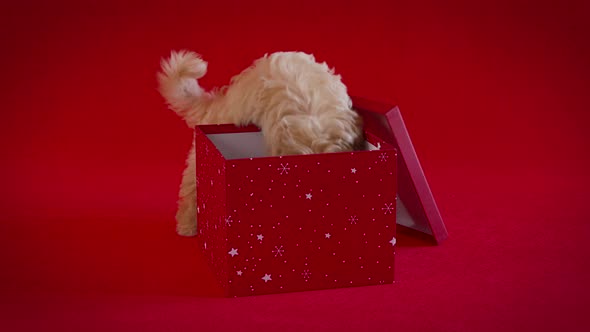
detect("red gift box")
(195, 124), (398, 297)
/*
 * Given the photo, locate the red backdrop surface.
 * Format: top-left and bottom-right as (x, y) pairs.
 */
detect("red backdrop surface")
(1, 0), (589, 331)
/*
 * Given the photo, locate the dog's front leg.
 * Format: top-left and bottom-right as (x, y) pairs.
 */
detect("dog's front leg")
(176, 141), (197, 236)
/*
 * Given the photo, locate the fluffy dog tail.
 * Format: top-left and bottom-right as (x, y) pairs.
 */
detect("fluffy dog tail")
(157, 50), (208, 123)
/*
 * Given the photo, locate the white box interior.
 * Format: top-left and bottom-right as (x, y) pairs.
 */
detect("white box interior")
(206, 131), (380, 160)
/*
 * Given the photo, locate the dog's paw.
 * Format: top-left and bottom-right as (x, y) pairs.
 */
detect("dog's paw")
(175, 202), (197, 237)
(176, 223), (197, 237)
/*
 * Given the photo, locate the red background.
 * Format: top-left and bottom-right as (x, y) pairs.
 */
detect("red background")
(1, 0), (589, 331)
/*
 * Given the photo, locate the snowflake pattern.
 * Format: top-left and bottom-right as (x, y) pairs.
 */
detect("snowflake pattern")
(379, 153), (389, 162)
(349, 215), (358, 224)
(278, 163), (290, 175)
(301, 269), (311, 280)
(273, 245), (284, 257)
(382, 203), (394, 215)
(225, 216), (233, 226)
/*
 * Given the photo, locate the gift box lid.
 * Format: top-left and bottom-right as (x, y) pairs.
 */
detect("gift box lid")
(352, 96), (448, 244)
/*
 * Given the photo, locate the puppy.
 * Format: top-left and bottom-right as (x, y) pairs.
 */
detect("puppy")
(158, 50), (363, 236)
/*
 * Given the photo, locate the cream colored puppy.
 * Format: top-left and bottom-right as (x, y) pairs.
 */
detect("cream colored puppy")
(158, 50), (363, 236)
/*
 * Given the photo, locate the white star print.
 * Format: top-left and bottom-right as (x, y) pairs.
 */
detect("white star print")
(389, 237), (397, 246)
(262, 274), (272, 283)
(382, 203), (394, 214)
(305, 193), (312, 200)
(379, 152), (389, 162)
(257, 234), (264, 241)
(325, 233), (331, 239)
(351, 168), (357, 174)
(236, 270), (243, 276)
(228, 248), (239, 257)
(225, 216), (233, 226)
(349, 215), (358, 224)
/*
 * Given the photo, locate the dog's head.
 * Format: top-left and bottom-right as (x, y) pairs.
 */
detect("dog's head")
(268, 110), (364, 156)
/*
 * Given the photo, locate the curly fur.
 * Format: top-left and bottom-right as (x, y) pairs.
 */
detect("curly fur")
(158, 50), (363, 236)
